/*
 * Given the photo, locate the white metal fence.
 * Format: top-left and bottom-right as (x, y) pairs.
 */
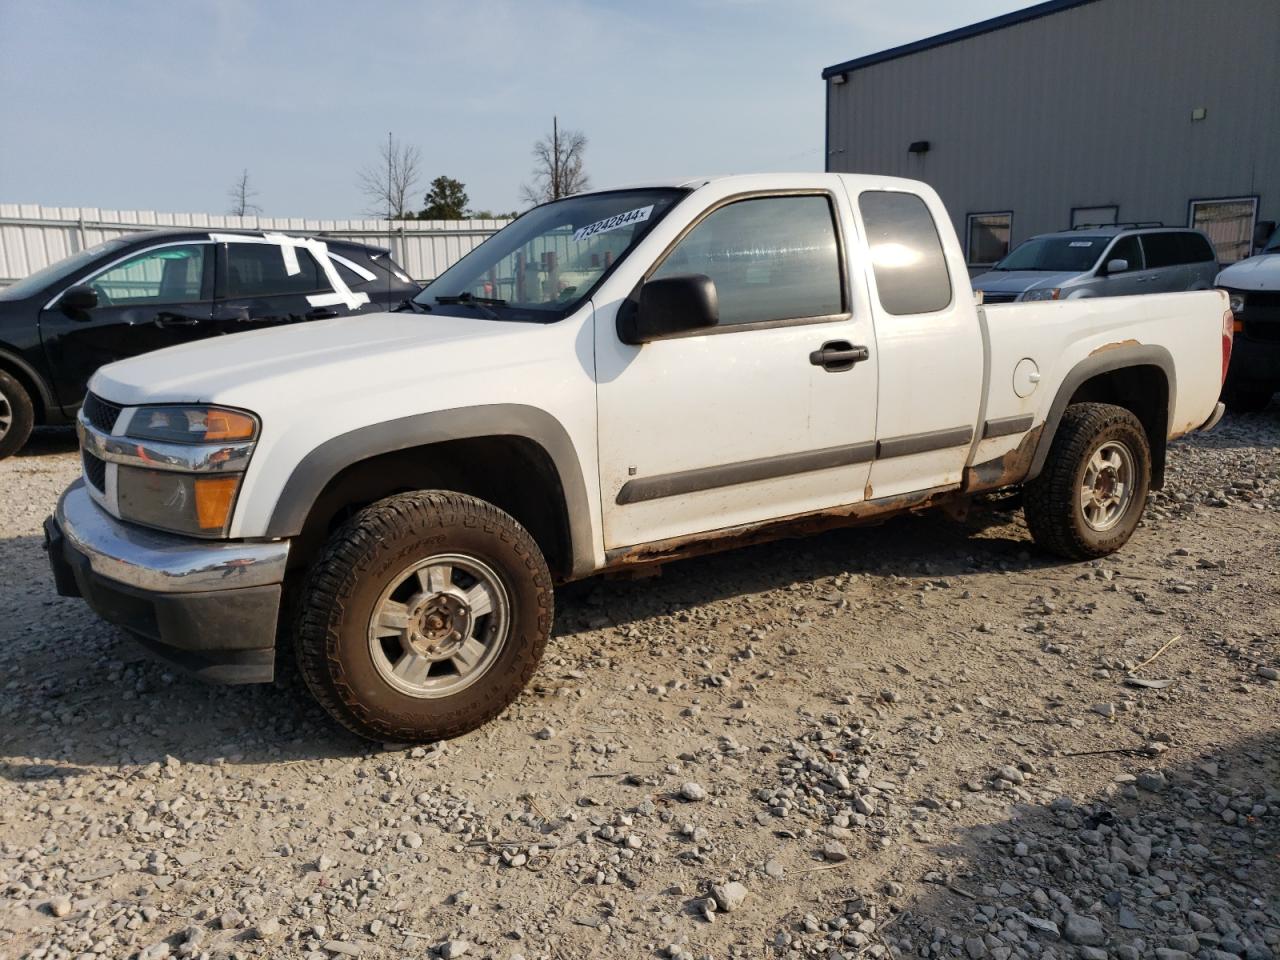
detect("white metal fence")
(0, 204), (512, 286)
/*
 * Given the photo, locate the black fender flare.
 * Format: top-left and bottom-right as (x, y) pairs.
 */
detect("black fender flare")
(1026, 344), (1176, 483)
(0, 345), (59, 423)
(264, 404), (596, 579)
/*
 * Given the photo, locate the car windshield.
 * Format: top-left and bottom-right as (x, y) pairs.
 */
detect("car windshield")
(415, 188), (686, 321)
(1265, 226), (1280, 253)
(0, 237), (132, 301)
(994, 235), (1108, 272)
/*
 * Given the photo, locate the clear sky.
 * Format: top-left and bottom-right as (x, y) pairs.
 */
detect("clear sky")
(0, 0), (1025, 219)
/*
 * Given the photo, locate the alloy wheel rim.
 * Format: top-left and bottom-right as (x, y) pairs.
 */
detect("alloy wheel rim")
(1079, 440), (1135, 532)
(367, 553), (510, 699)
(0, 391), (10, 438)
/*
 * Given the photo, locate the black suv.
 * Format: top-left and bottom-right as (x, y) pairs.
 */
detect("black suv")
(0, 230), (419, 457)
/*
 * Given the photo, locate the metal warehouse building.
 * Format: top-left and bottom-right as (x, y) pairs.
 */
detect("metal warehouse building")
(823, 0), (1280, 269)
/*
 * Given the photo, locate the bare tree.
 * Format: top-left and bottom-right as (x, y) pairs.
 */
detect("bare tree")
(227, 169), (262, 217)
(357, 134), (423, 219)
(519, 117), (589, 206)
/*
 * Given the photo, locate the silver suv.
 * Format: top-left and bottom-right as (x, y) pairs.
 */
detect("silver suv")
(972, 225), (1219, 303)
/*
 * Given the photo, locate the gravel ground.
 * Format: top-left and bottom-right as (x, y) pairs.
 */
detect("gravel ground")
(1, 409), (1277, 960)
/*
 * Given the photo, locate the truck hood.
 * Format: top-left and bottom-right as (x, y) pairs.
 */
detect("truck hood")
(1216, 253), (1280, 290)
(90, 310), (554, 407)
(969, 270), (1082, 295)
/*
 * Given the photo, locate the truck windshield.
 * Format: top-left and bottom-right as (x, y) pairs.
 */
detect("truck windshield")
(415, 188), (687, 321)
(994, 236), (1108, 272)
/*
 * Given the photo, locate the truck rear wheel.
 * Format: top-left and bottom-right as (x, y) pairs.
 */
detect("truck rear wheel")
(0, 369), (35, 461)
(295, 491), (553, 742)
(1023, 402), (1150, 560)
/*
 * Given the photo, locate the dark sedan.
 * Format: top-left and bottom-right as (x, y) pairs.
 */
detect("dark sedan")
(0, 229), (419, 457)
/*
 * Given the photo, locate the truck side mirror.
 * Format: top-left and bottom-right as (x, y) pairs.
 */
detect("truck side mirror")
(619, 274), (719, 345)
(60, 285), (99, 311)
(1104, 258), (1129, 275)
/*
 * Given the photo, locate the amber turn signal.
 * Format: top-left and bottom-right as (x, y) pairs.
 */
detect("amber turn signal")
(204, 409), (258, 442)
(194, 476), (241, 531)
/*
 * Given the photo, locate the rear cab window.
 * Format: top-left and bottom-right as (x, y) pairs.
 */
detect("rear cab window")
(858, 191), (952, 315)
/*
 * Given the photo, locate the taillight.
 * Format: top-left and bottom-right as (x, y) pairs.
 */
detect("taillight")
(1222, 308), (1234, 385)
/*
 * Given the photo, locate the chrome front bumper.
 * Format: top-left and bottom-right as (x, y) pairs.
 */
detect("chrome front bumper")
(47, 481), (290, 683)
(55, 480), (288, 593)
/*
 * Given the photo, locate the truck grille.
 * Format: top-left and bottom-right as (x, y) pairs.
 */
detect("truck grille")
(82, 392), (124, 433)
(83, 450), (107, 492)
(980, 291), (1019, 304)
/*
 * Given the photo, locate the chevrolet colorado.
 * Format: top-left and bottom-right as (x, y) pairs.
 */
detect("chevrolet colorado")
(45, 173), (1232, 742)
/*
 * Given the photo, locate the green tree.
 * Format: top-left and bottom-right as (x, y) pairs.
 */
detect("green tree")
(420, 176), (469, 220)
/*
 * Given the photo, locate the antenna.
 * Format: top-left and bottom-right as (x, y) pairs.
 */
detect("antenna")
(387, 131), (393, 308)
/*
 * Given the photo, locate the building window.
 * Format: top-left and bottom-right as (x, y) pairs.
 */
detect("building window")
(1189, 197), (1257, 264)
(966, 212), (1011, 266)
(1071, 205), (1118, 229)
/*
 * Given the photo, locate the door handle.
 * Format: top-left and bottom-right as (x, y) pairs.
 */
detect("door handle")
(306, 307), (341, 320)
(154, 312), (200, 328)
(809, 340), (870, 372)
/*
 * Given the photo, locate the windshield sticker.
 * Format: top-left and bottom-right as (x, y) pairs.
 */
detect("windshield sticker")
(1069, 241), (1095, 247)
(571, 205), (654, 242)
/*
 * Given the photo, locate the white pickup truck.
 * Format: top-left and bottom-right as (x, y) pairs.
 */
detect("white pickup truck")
(45, 173), (1232, 742)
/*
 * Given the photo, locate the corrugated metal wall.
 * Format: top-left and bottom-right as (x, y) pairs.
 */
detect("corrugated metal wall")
(0, 204), (513, 285)
(826, 0), (1280, 260)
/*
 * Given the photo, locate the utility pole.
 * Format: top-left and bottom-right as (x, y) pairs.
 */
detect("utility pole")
(552, 115), (560, 200)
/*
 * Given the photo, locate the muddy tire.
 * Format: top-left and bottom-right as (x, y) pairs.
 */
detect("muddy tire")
(1023, 402), (1151, 561)
(295, 491), (553, 742)
(0, 369), (35, 460)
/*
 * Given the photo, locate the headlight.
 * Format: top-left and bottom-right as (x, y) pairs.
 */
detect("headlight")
(1228, 292), (1246, 315)
(1021, 287), (1061, 302)
(80, 403), (259, 538)
(127, 405), (259, 444)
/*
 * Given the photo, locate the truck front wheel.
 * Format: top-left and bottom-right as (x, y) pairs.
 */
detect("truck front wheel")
(295, 491), (553, 742)
(1023, 402), (1151, 560)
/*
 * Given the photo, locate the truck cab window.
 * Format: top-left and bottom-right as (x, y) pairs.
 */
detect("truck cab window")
(650, 194), (843, 326)
(859, 191), (952, 315)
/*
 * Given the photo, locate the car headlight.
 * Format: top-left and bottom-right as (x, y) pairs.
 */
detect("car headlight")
(127, 404), (259, 444)
(1228, 292), (1246, 315)
(80, 403), (260, 538)
(1021, 287), (1061, 302)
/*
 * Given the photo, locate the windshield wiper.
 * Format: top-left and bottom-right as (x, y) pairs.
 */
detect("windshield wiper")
(393, 298), (431, 313)
(434, 292), (506, 320)
(435, 293), (507, 306)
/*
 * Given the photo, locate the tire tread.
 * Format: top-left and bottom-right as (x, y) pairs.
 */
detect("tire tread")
(1023, 402), (1151, 561)
(295, 491), (552, 742)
